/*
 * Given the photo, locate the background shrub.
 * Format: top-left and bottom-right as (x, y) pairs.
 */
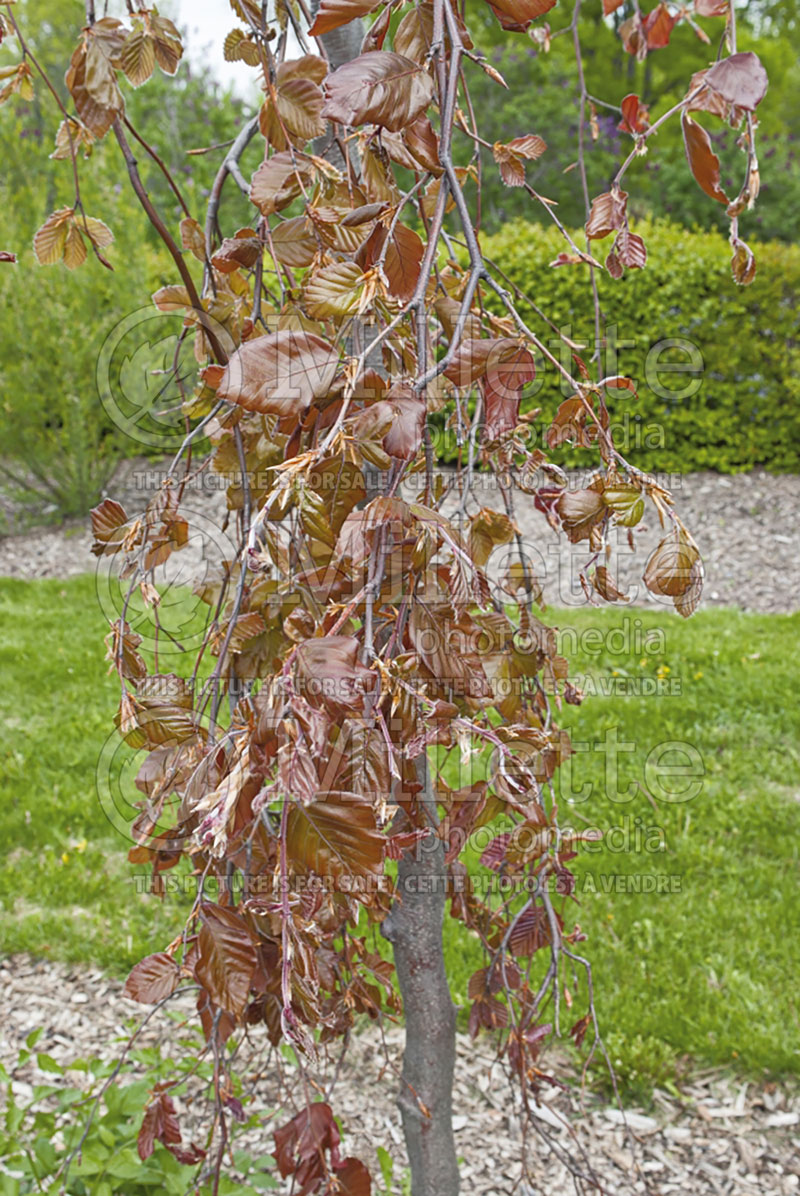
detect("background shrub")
(477, 219), (800, 474)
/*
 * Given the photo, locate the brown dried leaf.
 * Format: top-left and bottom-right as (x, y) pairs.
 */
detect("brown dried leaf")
(730, 237), (757, 286)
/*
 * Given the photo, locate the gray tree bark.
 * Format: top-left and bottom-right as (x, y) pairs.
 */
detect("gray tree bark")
(308, 10), (461, 1192)
(380, 763), (460, 1196)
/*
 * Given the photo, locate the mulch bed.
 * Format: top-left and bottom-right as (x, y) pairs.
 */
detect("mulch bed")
(1, 464), (799, 615)
(2, 955), (799, 1195)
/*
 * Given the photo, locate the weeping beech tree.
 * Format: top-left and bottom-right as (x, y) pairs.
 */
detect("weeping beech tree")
(3, 0), (768, 1191)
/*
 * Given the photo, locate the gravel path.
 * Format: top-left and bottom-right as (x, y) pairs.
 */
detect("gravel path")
(1, 954), (799, 1194)
(1, 462), (798, 614)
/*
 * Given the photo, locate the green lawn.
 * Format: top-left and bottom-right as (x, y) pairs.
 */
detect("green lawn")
(1, 576), (799, 1091)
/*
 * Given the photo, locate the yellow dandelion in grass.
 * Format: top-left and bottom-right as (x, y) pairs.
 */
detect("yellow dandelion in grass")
(694, 671), (703, 681)
(61, 852), (70, 864)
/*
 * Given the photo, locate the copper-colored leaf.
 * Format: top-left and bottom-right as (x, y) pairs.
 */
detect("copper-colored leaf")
(557, 488), (605, 543)
(618, 94), (649, 134)
(643, 3), (676, 49)
(486, 0), (556, 31)
(383, 222), (424, 302)
(223, 28), (261, 65)
(335, 1158), (372, 1196)
(249, 151), (314, 216)
(280, 54), (329, 86)
(65, 40), (122, 139)
(675, 559), (704, 617)
(682, 114), (728, 204)
(309, 0), (379, 36)
(33, 208), (73, 266)
(361, 2), (394, 51)
(586, 190), (628, 239)
(484, 347), (536, 439)
(150, 13), (183, 76)
(273, 1102), (340, 1184)
(593, 565), (629, 603)
(383, 388), (426, 459)
(269, 215), (317, 268)
(286, 793), (384, 884)
(393, 4), (434, 62)
(118, 29), (156, 87)
(275, 74), (326, 141)
(81, 216), (114, 251)
(62, 224), (87, 270)
(216, 330), (339, 416)
(705, 51), (768, 111)
(50, 117), (95, 161)
(124, 952), (180, 1003)
(614, 226), (647, 270)
(403, 114), (442, 174)
(602, 374), (638, 396)
(152, 284), (193, 312)
(508, 133), (547, 160)
(409, 605), (491, 698)
(322, 51), (435, 132)
(211, 230), (262, 274)
(470, 509), (515, 568)
(195, 902), (257, 1018)
(304, 261), (365, 320)
(492, 143), (525, 187)
(443, 338), (531, 388)
(643, 530), (700, 598)
(91, 497), (129, 553)
(296, 636), (375, 715)
(138, 1093), (181, 1161)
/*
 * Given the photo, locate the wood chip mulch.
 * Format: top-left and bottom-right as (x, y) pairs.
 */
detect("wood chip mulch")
(1, 465), (799, 615)
(2, 955), (799, 1194)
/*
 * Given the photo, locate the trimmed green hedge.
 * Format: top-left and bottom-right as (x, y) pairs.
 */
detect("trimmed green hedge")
(479, 219), (800, 473)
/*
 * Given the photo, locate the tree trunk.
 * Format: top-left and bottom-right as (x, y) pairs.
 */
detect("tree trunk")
(310, 9), (460, 1191)
(381, 762), (460, 1196)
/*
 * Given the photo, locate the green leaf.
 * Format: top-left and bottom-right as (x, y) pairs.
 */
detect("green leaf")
(36, 1053), (64, 1075)
(33, 1136), (57, 1173)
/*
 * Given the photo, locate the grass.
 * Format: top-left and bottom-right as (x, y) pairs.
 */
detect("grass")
(1, 575), (799, 1090)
